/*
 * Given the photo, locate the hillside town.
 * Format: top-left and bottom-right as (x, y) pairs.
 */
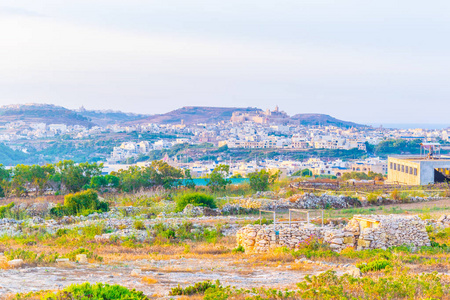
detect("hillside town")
(1, 106), (449, 181)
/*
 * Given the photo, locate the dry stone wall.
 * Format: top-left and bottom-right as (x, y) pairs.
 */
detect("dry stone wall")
(236, 214), (431, 253)
(236, 224), (325, 253)
(347, 215), (430, 250)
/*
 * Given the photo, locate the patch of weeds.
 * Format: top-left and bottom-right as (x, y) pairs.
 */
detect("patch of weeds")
(232, 244), (245, 254)
(133, 220), (146, 230)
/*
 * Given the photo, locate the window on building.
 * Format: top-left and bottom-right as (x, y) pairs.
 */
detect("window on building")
(394, 163), (397, 170)
(414, 168), (417, 176)
(390, 162), (393, 169)
(401, 165), (404, 172)
(410, 167), (413, 175)
(405, 166), (409, 173)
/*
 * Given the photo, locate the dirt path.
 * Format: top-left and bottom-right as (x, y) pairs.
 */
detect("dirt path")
(378, 197), (450, 210)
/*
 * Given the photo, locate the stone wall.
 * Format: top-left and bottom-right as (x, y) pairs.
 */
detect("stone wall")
(236, 224), (324, 253)
(236, 214), (431, 253)
(347, 215), (430, 250)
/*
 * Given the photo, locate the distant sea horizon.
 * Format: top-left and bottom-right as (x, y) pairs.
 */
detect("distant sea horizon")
(368, 123), (450, 130)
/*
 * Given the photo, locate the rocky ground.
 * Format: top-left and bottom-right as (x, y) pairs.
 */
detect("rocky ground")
(0, 256), (339, 298)
(1, 192), (450, 299)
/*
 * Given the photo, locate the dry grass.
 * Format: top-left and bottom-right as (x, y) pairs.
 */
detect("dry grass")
(141, 276), (158, 284)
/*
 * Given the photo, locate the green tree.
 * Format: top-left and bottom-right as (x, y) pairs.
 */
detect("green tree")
(29, 164), (55, 195)
(53, 160), (103, 193)
(341, 171), (382, 181)
(89, 175), (120, 191)
(114, 166), (153, 192)
(292, 169), (312, 177)
(207, 164), (231, 191)
(149, 160), (184, 189)
(248, 169), (277, 192)
(11, 164), (31, 197)
(184, 169), (196, 189)
(0, 164), (11, 197)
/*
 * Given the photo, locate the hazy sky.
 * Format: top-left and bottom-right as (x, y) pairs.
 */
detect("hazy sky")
(1, 1), (450, 124)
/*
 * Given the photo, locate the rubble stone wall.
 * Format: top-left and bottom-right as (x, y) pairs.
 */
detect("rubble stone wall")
(347, 215), (430, 250)
(236, 224), (328, 253)
(236, 214), (431, 253)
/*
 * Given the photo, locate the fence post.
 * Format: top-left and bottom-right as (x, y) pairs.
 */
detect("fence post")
(273, 211), (276, 231)
(289, 210), (291, 227)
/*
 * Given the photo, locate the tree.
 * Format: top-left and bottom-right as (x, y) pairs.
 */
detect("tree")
(53, 160), (103, 193)
(207, 164), (231, 191)
(248, 170), (272, 191)
(29, 164), (55, 195)
(183, 169), (196, 189)
(89, 175), (120, 191)
(11, 164), (31, 197)
(149, 160), (184, 189)
(0, 164), (11, 197)
(114, 166), (152, 192)
(341, 171), (383, 181)
(292, 169), (312, 177)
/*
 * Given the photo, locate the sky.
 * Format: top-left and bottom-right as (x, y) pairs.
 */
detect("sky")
(1, 0), (450, 124)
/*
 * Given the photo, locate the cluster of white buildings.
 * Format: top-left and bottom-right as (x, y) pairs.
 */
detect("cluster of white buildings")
(0, 121), (102, 141)
(107, 140), (176, 163)
(104, 156), (388, 179)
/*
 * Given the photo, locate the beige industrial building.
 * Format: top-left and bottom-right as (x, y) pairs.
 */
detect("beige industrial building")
(387, 155), (450, 185)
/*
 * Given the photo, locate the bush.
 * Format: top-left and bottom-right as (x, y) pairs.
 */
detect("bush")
(296, 270), (448, 299)
(18, 282), (149, 299)
(232, 244), (245, 253)
(357, 259), (392, 273)
(65, 248), (103, 262)
(0, 202), (15, 218)
(366, 193), (378, 204)
(5, 249), (59, 264)
(133, 220), (146, 230)
(51, 189), (109, 216)
(175, 192), (217, 212)
(391, 189), (400, 200)
(170, 280), (219, 296)
(252, 218), (273, 225)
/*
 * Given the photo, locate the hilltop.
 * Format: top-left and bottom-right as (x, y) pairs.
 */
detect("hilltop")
(76, 108), (148, 127)
(0, 104), (94, 127)
(130, 106), (365, 127)
(130, 106), (263, 125)
(290, 113), (362, 128)
(0, 104), (365, 128)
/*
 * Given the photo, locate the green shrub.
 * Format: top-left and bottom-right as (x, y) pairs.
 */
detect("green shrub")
(357, 259), (392, 273)
(65, 248), (103, 262)
(252, 218), (274, 225)
(133, 220), (146, 230)
(50, 189), (109, 217)
(296, 270), (448, 299)
(366, 193), (378, 204)
(170, 280), (219, 296)
(5, 249), (37, 263)
(232, 244), (245, 253)
(26, 282), (149, 299)
(5, 249), (59, 264)
(175, 192), (216, 212)
(0, 202), (15, 218)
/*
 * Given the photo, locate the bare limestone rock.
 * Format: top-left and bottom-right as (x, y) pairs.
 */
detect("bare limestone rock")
(76, 254), (88, 264)
(8, 259), (24, 268)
